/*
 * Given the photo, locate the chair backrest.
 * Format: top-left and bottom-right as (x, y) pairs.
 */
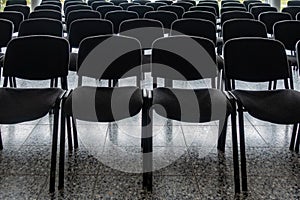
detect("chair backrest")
(91, 1), (113, 10)
(77, 35), (141, 80)
(172, 1), (194, 12)
(182, 11), (216, 25)
(64, 1), (86, 12)
(222, 19), (267, 43)
(152, 35), (217, 80)
(120, 2), (140, 10)
(18, 18), (63, 37)
(224, 38), (290, 84)
(29, 10), (62, 21)
(42, 0), (61, 2)
(96, 5), (122, 17)
(66, 10), (101, 31)
(274, 20), (300, 51)
(144, 10), (177, 30)
(41, 1), (62, 8)
(119, 18), (164, 49)
(180, 0), (196, 6)
(248, 2), (270, 11)
(111, 0), (128, 6)
(0, 19), (13, 48)
(243, 0), (261, 9)
(4, 5), (30, 19)
(69, 19), (113, 48)
(282, 6), (300, 20)
(127, 5), (154, 18)
(221, 0), (240, 6)
(156, 0), (173, 5)
(88, 0), (105, 6)
(35, 5), (61, 12)
(133, 0), (151, 5)
(259, 11), (291, 34)
(221, 11), (253, 26)
(158, 5), (185, 18)
(65, 5), (92, 19)
(190, 6), (217, 16)
(222, 2), (244, 8)
(221, 6), (247, 15)
(197, 2), (219, 16)
(145, 2), (167, 10)
(105, 10), (139, 33)
(3, 35), (69, 80)
(288, 1), (300, 6)
(296, 40), (300, 71)
(250, 6), (277, 19)
(6, 0), (27, 6)
(0, 11), (24, 33)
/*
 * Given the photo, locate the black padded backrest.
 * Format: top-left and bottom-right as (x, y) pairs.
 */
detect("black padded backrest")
(0, 19), (13, 48)
(18, 18), (63, 37)
(127, 5), (154, 18)
(223, 19), (267, 43)
(243, 0), (261, 9)
(77, 35), (142, 79)
(4, 5), (30, 19)
(282, 6), (300, 20)
(96, 5), (122, 17)
(111, 0), (128, 6)
(0, 11), (24, 33)
(3, 35), (69, 80)
(222, 2), (244, 8)
(133, 0), (151, 5)
(259, 12), (291, 34)
(296, 40), (300, 69)
(119, 2), (139, 10)
(221, 0), (240, 6)
(183, 11), (216, 25)
(189, 6), (217, 16)
(288, 1), (300, 6)
(35, 5), (61, 12)
(274, 20), (300, 51)
(41, 1), (62, 8)
(105, 10), (139, 33)
(91, 1), (113, 10)
(88, 0), (105, 6)
(197, 2), (219, 16)
(171, 19), (216, 45)
(221, 6), (247, 15)
(224, 38), (290, 82)
(250, 6), (277, 19)
(69, 19), (113, 48)
(66, 10), (101, 31)
(144, 10), (177, 29)
(156, 0), (173, 5)
(64, 1), (86, 12)
(119, 18), (164, 48)
(221, 11), (253, 26)
(65, 5), (92, 18)
(158, 5), (185, 18)
(42, 0), (61, 2)
(6, 0), (27, 6)
(172, 2), (194, 12)
(248, 2), (270, 11)
(152, 36), (217, 80)
(180, 0), (196, 6)
(29, 10), (62, 21)
(145, 2), (167, 10)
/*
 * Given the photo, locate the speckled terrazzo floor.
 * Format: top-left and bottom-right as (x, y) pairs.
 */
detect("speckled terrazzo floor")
(0, 71), (300, 199)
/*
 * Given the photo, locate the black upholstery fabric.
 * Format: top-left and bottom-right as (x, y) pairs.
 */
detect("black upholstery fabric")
(133, 0), (151, 5)
(64, 86), (143, 122)
(111, 0), (128, 6)
(250, 6), (277, 19)
(258, 12), (291, 34)
(172, 2), (194, 12)
(0, 88), (63, 124)
(274, 20), (300, 51)
(183, 11), (216, 25)
(145, 2), (167, 10)
(156, 0), (172, 5)
(248, 3), (270, 12)
(6, 0), (27, 6)
(243, 0), (261, 10)
(282, 6), (300, 20)
(0, 11), (24, 33)
(232, 89), (300, 124)
(105, 11), (139, 33)
(41, 1), (62, 8)
(96, 5), (122, 17)
(18, 19), (63, 37)
(153, 87), (232, 123)
(222, 2), (244, 8)
(220, 11), (253, 26)
(197, 2), (219, 16)
(189, 6), (217, 16)
(65, 5), (92, 19)
(288, 1), (300, 6)
(29, 10), (62, 21)
(69, 52), (78, 71)
(221, 6), (247, 15)
(127, 5), (154, 18)
(66, 10), (101, 31)
(144, 11), (177, 29)
(91, 2), (113, 10)
(35, 5), (61, 12)
(64, 1), (86, 12)
(119, 2), (139, 10)
(4, 5), (30, 19)
(0, 19), (13, 48)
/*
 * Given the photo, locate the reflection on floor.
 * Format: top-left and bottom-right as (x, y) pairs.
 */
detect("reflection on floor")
(0, 72), (300, 199)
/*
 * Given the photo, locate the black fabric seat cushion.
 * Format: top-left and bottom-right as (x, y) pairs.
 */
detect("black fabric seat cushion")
(69, 52), (77, 71)
(64, 86), (143, 122)
(0, 88), (63, 124)
(153, 87), (232, 123)
(233, 89), (300, 124)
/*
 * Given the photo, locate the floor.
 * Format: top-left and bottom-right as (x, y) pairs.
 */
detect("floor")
(0, 71), (300, 199)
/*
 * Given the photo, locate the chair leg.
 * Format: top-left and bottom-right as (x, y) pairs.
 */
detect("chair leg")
(237, 103), (248, 192)
(289, 124), (298, 151)
(58, 100), (66, 190)
(268, 81), (272, 90)
(66, 117), (73, 150)
(49, 102), (60, 193)
(295, 125), (300, 153)
(72, 117), (79, 149)
(0, 127), (3, 150)
(3, 77), (8, 87)
(217, 117), (228, 153)
(272, 80), (277, 90)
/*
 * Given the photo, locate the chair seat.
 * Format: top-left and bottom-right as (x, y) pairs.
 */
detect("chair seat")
(64, 86), (143, 122)
(69, 52), (77, 71)
(153, 87), (232, 123)
(287, 55), (297, 66)
(0, 88), (64, 124)
(233, 89), (300, 124)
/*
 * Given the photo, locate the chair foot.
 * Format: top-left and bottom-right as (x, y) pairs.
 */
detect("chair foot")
(290, 124), (298, 151)
(0, 128), (3, 150)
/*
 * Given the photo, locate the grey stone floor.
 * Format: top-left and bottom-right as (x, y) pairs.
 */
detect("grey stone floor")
(0, 71), (300, 199)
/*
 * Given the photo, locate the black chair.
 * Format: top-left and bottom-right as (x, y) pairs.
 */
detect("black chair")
(0, 11), (24, 33)
(4, 5), (30, 19)
(250, 6), (277, 20)
(42, 0), (61, 2)
(180, 0), (196, 6)
(220, 11), (253, 27)
(35, 4), (61, 12)
(222, 2), (244, 8)
(224, 37), (299, 192)
(144, 10), (177, 31)
(18, 18), (63, 37)
(297, 12), (300, 20)
(41, 1), (62, 8)
(258, 11), (291, 35)
(221, 6), (247, 15)
(64, 1), (86, 12)
(172, 1), (194, 12)
(66, 10), (101, 32)
(151, 36), (240, 193)
(145, 2), (167, 10)
(29, 10), (62, 21)
(91, 1), (113, 10)
(0, 19), (13, 74)
(282, 6), (300, 20)
(87, 0), (105, 6)
(65, 5), (92, 20)
(127, 5), (154, 18)
(158, 5), (185, 18)
(105, 10), (139, 33)
(197, 2), (219, 17)
(248, 2), (270, 11)
(111, 0), (128, 6)
(133, 0), (151, 5)
(243, 0), (261, 10)
(96, 5), (123, 17)
(156, 0), (173, 5)
(6, 0), (27, 6)
(190, 6), (217, 16)
(183, 11), (216, 25)
(1, 35), (69, 193)
(68, 19), (113, 71)
(120, 2), (139, 10)
(288, 0), (300, 6)
(221, 0), (240, 6)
